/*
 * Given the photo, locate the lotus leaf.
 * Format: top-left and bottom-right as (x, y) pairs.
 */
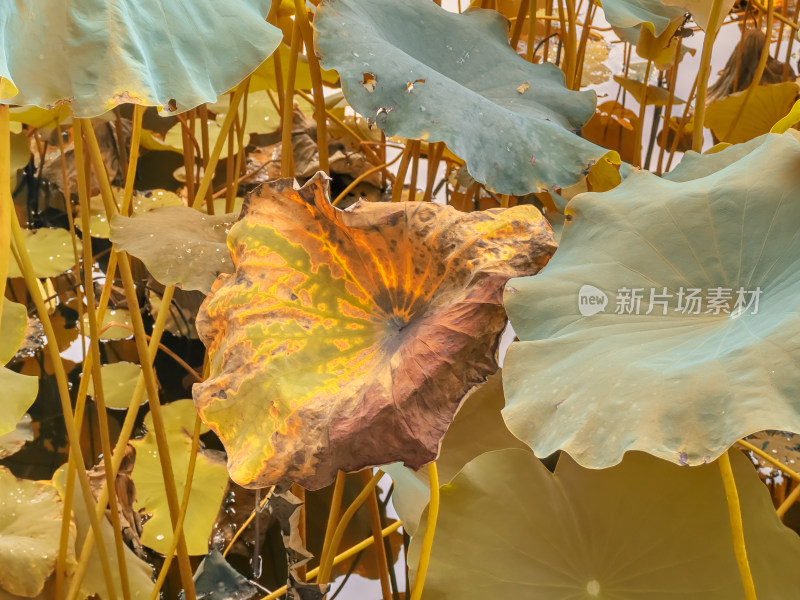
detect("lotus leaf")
(81, 308), (133, 341)
(0, 0), (281, 117)
(0, 414), (33, 459)
(503, 132), (800, 468)
(0, 467), (74, 598)
(6, 227), (78, 279)
(0, 368), (38, 437)
(87, 362), (149, 410)
(601, 0), (686, 35)
(131, 400), (228, 555)
(314, 0), (606, 194)
(409, 449), (800, 598)
(193, 173), (555, 489)
(111, 206), (236, 294)
(0, 300), (27, 365)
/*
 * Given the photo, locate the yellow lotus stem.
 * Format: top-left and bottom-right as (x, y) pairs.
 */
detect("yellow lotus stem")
(223, 487), (275, 557)
(282, 18), (302, 178)
(362, 470), (393, 600)
(410, 462), (439, 600)
(718, 451), (758, 599)
(191, 82), (247, 209)
(10, 213), (118, 600)
(318, 471), (347, 573)
(261, 520), (403, 600)
(0, 105), (10, 327)
(633, 60), (652, 168)
(81, 121), (197, 600)
(317, 470), (384, 585)
(692, 0), (726, 152)
(777, 483), (800, 518)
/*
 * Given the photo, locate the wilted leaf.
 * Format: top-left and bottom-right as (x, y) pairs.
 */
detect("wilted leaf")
(88, 362), (148, 410)
(53, 466), (154, 600)
(194, 550), (260, 600)
(0, 414), (33, 459)
(409, 449), (800, 598)
(111, 206), (236, 294)
(315, 0), (607, 194)
(503, 132), (800, 469)
(0, 300), (27, 365)
(384, 372), (526, 535)
(582, 100), (637, 164)
(0, 0), (281, 116)
(0, 467), (74, 598)
(131, 400), (228, 555)
(705, 81), (800, 144)
(193, 174), (555, 489)
(6, 228), (78, 279)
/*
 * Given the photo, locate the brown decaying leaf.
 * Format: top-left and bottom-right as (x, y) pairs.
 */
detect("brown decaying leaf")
(193, 173), (556, 489)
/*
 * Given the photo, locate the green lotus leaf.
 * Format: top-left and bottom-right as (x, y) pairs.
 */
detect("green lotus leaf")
(131, 400), (227, 556)
(110, 206), (236, 294)
(87, 362), (149, 410)
(601, 0), (686, 35)
(384, 372), (526, 535)
(314, 0), (606, 195)
(0, 414), (33, 460)
(53, 466), (154, 600)
(78, 188), (183, 238)
(6, 227), (78, 279)
(193, 174), (555, 490)
(0, 467), (74, 598)
(0, 367), (38, 437)
(0, 1), (281, 117)
(409, 449), (800, 599)
(0, 300), (28, 365)
(81, 307), (133, 341)
(503, 132), (800, 468)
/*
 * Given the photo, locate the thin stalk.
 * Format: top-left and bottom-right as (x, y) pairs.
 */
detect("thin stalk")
(391, 142), (415, 202)
(0, 105), (9, 323)
(422, 142), (445, 202)
(633, 60), (652, 167)
(656, 38), (682, 174)
(73, 119), (132, 600)
(692, 0), (727, 152)
(527, 0), (538, 62)
(573, 0), (596, 89)
(282, 18), (302, 178)
(81, 121), (197, 600)
(318, 471), (347, 575)
(148, 415), (203, 600)
(293, 484), (307, 580)
(409, 463), (439, 600)
(737, 440), (800, 483)
(332, 155), (402, 206)
(121, 105), (144, 215)
(724, 0), (775, 141)
(562, 0), (579, 88)
(180, 113), (196, 204)
(317, 471), (384, 586)
(261, 521), (402, 600)
(222, 487), (275, 557)
(294, 0), (329, 172)
(10, 214), (118, 600)
(192, 82), (247, 209)
(718, 452), (758, 599)
(408, 141), (421, 203)
(361, 470), (393, 600)
(777, 483), (800, 519)
(511, 0), (530, 51)
(666, 77), (699, 171)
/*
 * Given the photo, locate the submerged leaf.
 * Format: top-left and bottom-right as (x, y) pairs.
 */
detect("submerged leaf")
(193, 174), (555, 489)
(315, 0), (606, 194)
(0, 0), (281, 116)
(503, 132), (800, 468)
(0, 467), (74, 598)
(111, 206), (236, 294)
(409, 449), (800, 598)
(131, 400), (228, 555)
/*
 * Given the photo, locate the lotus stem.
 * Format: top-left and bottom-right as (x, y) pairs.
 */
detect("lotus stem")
(362, 470), (394, 600)
(410, 462), (439, 600)
(718, 451), (758, 599)
(692, 0), (726, 152)
(282, 17), (302, 178)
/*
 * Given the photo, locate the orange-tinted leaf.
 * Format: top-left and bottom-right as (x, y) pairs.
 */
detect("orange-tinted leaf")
(193, 173), (556, 489)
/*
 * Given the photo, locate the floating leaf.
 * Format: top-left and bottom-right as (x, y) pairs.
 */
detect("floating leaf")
(0, 300), (28, 365)
(0, 368), (38, 437)
(131, 400), (228, 555)
(409, 449), (800, 598)
(78, 188), (183, 238)
(193, 174), (555, 489)
(503, 132), (800, 468)
(6, 228), (78, 279)
(111, 206), (236, 294)
(88, 362), (148, 410)
(384, 372), (526, 534)
(0, 467), (74, 598)
(0, 0), (281, 116)
(315, 0), (606, 194)
(53, 466), (154, 600)
(81, 308), (133, 341)
(0, 414), (33, 460)
(705, 81), (800, 144)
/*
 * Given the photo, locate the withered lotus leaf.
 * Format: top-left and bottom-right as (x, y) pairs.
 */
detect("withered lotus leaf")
(193, 173), (556, 489)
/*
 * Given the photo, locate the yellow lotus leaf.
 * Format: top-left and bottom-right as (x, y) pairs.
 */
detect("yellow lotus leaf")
(582, 100), (638, 164)
(193, 173), (556, 489)
(706, 81), (800, 144)
(613, 75), (686, 107)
